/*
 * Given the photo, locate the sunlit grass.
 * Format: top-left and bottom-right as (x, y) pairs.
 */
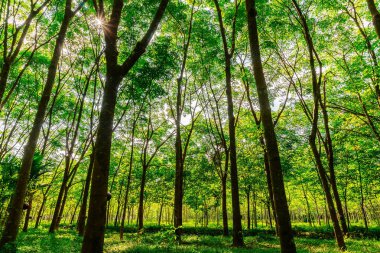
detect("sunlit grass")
(10, 226), (380, 253)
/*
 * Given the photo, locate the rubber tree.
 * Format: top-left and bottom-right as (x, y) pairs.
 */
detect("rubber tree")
(81, 0), (169, 252)
(245, 0), (296, 252)
(291, 0), (346, 250)
(212, 0), (244, 246)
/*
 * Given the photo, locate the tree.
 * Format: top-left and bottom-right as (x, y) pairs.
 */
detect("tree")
(81, 1), (169, 251)
(245, 0), (296, 252)
(212, 0), (244, 246)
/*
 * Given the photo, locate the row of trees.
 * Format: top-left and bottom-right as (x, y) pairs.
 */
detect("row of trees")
(0, 0), (379, 252)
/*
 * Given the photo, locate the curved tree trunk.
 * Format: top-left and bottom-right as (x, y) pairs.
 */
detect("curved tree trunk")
(291, 0), (346, 250)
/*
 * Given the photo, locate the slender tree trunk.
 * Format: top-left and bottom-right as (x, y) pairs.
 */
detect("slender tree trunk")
(312, 145), (346, 249)
(253, 192), (257, 228)
(247, 188), (251, 230)
(0, 1), (73, 247)
(35, 196), (46, 228)
(320, 89), (348, 234)
(120, 122), (137, 240)
(57, 186), (70, 227)
(221, 175), (228, 236)
(77, 153), (94, 236)
(245, 1), (296, 252)
(70, 190), (83, 225)
(137, 165), (148, 232)
(174, 154), (184, 239)
(301, 184), (313, 227)
(312, 194), (321, 226)
(22, 195), (33, 232)
(212, 0), (243, 246)
(158, 201), (164, 226)
(49, 173), (69, 232)
(263, 147), (279, 234)
(173, 2), (195, 240)
(291, 0), (346, 250)
(114, 185), (123, 227)
(343, 158), (350, 229)
(357, 151), (369, 231)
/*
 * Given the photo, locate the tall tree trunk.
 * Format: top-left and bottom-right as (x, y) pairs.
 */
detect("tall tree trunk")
(82, 1), (168, 250)
(173, 1), (195, 241)
(291, 0), (346, 250)
(212, 0), (243, 246)
(320, 86), (348, 234)
(81, 72), (122, 251)
(0, 1), (74, 247)
(245, 1), (296, 252)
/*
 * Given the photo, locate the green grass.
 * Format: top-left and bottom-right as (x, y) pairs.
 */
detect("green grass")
(4, 226), (380, 253)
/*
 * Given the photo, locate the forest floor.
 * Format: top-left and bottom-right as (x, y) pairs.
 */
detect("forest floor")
(6, 225), (380, 252)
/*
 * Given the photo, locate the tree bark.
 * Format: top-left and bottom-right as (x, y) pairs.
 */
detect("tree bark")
(245, 1), (296, 252)
(367, 0), (380, 40)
